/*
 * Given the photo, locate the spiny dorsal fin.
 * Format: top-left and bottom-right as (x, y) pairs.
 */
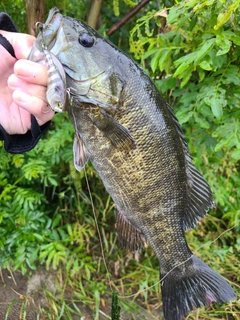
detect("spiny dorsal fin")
(166, 103), (214, 230)
(116, 208), (146, 251)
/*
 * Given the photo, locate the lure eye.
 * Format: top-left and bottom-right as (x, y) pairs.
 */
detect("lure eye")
(36, 22), (43, 33)
(78, 33), (94, 47)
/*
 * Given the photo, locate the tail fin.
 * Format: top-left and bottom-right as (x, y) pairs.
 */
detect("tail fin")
(161, 255), (236, 320)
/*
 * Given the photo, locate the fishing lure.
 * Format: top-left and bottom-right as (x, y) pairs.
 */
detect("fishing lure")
(36, 22), (67, 113)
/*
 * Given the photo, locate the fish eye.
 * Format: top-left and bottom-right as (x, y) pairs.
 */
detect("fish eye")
(78, 33), (94, 47)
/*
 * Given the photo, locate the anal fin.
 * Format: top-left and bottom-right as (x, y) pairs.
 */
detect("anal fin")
(116, 208), (146, 251)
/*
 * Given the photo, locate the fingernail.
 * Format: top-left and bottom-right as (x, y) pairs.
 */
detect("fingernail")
(8, 74), (21, 89)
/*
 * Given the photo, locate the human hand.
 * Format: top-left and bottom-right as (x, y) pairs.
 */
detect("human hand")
(0, 30), (54, 135)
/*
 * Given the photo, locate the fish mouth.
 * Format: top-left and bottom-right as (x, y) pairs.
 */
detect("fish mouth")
(64, 66), (108, 102)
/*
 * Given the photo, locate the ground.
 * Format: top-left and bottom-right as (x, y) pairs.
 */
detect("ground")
(0, 268), (160, 320)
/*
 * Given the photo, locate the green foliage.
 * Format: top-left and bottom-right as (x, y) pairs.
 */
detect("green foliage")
(0, 0), (26, 31)
(111, 292), (121, 320)
(130, 0), (240, 230)
(0, 1), (239, 319)
(0, 114), (74, 274)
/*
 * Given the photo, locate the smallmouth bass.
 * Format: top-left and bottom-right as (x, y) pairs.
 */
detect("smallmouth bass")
(29, 8), (236, 320)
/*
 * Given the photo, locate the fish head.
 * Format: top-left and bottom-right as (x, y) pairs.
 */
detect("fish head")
(36, 8), (124, 113)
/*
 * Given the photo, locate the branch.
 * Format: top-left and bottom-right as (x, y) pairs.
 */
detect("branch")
(87, 0), (103, 29)
(26, 0), (45, 36)
(107, 0), (151, 36)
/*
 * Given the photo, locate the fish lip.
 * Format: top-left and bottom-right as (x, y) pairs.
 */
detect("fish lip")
(61, 63), (75, 74)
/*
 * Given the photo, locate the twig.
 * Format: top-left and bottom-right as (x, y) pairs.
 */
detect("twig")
(87, 0), (103, 28)
(9, 269), (17, 286)
(0, 268), (4, 284)
(107, 0), (151, 36)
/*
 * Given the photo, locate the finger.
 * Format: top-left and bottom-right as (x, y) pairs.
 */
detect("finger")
(8, 74), (47, 101)
(0, 31), (35, 59)
(12, 89), (54, 125)
(13, 59), (48, 86)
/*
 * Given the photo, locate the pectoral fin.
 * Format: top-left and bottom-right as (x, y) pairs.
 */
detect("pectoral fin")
(89, 109), (135, 152)
(116, 208), (146, 251)
(73, 133), (89, 171)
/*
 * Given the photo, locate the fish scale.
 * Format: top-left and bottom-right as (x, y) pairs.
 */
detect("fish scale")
(29, 8), (236, 320)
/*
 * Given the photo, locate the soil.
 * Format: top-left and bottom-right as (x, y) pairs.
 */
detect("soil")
(0, 268), (161, 320)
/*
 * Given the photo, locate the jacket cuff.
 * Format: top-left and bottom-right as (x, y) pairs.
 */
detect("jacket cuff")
(0, 116), (51, 154)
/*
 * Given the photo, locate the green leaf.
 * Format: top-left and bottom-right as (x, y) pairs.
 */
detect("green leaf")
(210, 96), (223, 119)
(195, 39), (215, 63)
(173, 62), (190, 77)
(199, 60), (212, 71)
(216, 36), (231, 56)
(150, 49), (162, 73)
(175, 110), (194, 125)
(174, 51), (197, 67)
(52, 214), (62, 228)
(155, 77), (177, 93)
(204, 88), (227, 119)
(194, 114), (210, 129)
(231, 149), (240, 161)
(158, 49), (172, 72)
(33, 233), (44, 242)
(214, 0), (240, 30)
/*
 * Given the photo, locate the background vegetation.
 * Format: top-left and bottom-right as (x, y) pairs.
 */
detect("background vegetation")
(0, 0), (239, 319)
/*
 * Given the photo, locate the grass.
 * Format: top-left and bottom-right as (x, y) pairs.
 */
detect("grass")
(2, 214), (239, 320)
(0, 156), (239, 319)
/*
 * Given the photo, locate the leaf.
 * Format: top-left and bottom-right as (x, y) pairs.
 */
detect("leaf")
(33, 233), (44, 242)
(150, 49), (162, 72)
(175, 109), (194, 125)
(204, 88), (227, 119)
(155, 77), (177, 93)
(173, 62), (190, 77)
(222, 65), (240, 86)
(180, 65), (194, 87)
(231, 149), (240, 161)
(194, 114), (210, 129)
(174, 51), (197, 67)
(158, 49), (172, 72)
(214, 0), (240, 30)
(216, 35), (231, 56)
(214, 134), (235, 152)
(210, 96), (223, 119)
(52, 214), (62, 228)
(199, 60), (212, 71)
(195, 39), (215, 63)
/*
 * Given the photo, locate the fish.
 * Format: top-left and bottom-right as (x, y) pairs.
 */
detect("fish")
(29, 8), (236, 320)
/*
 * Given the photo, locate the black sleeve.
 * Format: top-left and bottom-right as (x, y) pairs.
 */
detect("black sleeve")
(0, 12), (51, 154)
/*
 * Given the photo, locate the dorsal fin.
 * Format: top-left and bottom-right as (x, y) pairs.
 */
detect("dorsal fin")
(184, 160), (214, 230)
(166, 103), (214, 230)
(116, 208), (147, 251)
